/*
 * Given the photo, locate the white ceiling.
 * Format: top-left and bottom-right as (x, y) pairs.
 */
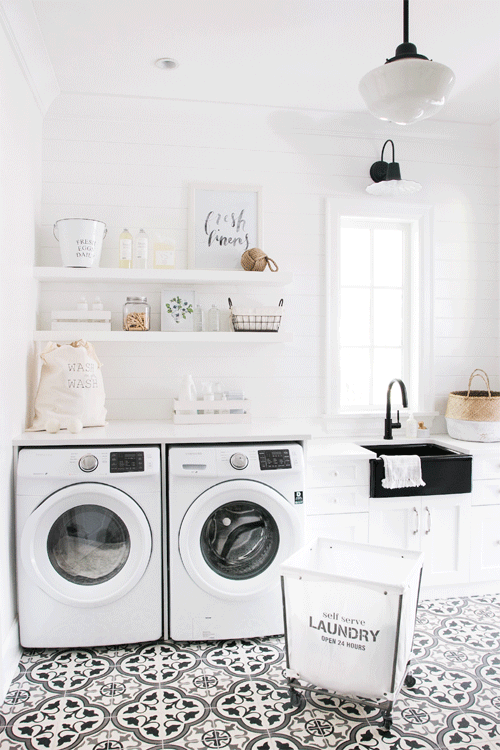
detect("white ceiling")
(32, 0), (500, 125)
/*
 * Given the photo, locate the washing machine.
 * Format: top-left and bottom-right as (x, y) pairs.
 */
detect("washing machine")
(168, 442), (305, 641)
(16, 446), (162, 648)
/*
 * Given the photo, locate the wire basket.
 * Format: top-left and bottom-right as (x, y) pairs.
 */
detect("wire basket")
(228, 298), (283, 332)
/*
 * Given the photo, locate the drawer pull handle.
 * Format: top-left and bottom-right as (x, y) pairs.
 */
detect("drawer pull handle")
(425, 506), (431, 534)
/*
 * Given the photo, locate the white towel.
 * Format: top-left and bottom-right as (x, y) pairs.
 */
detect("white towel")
(380, 454), (426, 490)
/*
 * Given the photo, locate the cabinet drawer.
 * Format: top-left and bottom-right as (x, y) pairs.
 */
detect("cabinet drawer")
(306, 487), (369, 515)
(472, 479), (500, 506)
(307, 459), (370, 488)
(473, 455), (500, 480)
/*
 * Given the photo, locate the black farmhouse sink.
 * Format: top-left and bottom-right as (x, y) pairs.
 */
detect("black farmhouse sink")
(361, 443), (472, 498)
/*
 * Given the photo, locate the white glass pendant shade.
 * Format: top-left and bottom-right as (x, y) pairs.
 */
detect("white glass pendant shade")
(359, 57), (455, 125)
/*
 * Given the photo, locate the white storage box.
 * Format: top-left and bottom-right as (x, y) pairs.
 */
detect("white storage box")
(172, 398), (251, 424)
(280, 538), (423, 705)
(51, 310), (112, 331)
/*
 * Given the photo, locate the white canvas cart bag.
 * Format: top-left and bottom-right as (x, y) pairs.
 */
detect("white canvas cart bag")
(280, 538), (423, 732)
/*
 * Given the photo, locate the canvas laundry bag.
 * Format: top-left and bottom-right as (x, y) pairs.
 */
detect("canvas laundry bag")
(29, 340), (106, 431)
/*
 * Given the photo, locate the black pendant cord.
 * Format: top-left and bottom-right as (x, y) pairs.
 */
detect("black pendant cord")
(403, 0), (409, 44)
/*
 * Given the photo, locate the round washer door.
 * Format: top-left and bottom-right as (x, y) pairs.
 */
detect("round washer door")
(178, 479), (302, 600)
(21, 483), (152, 608)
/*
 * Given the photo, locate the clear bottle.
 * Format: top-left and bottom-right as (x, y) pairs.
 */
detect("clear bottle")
(193, 305), (204, 332)
(207, 304), (220, 332)
(133, 228), (148, 269)
(119, 228), (133, 269)
(123, 296), (150, 331)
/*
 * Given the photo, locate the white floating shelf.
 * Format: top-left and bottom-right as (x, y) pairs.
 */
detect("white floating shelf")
(33, 330), (290, 343)
(34, 267), (292, 286)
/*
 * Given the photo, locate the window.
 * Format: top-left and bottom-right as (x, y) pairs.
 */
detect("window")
(326, 201), (432, 420)
(339, 219), (411, 409)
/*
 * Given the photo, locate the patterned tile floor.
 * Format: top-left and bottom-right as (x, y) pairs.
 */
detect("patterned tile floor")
(1, 594), (499, 750)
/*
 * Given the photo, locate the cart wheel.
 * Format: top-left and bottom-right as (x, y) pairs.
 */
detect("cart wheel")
(382, 716), (393, 732)
(404, 673), (416, 688)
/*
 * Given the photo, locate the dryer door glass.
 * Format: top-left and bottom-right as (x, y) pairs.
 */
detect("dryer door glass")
(47, 504), (130, 585)
(200, 501), (279, 580)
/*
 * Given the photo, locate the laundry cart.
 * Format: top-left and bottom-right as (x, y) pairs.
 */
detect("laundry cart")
(280, 538), (424, 731)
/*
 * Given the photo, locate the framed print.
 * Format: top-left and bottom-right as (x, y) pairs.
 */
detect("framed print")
(161, 289), (196, 331)
(188, 183), (262, 269)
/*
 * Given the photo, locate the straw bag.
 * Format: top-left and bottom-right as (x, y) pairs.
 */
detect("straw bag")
(445, 369), (500, 442)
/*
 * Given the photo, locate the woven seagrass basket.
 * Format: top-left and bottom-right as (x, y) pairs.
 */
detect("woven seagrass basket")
(445, 369), (500, 442)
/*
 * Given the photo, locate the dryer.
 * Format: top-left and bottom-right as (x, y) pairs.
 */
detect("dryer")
(168, 442), (305, 641)
(16, 446), (162, 648)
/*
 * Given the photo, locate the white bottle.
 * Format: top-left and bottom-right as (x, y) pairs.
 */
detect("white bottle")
(76, 295), (88, 310)
(119, 228), (132, 269)
(405, 413), (418, 438)
(92, 296), (103, 310)
(207, 304), (220, 332)
(178, 374), (197, 401)
(213, 381), (225, 414)
(201, 382), (214, 414)
(193, 305), (204, 332)
(134, 228), (149, 269)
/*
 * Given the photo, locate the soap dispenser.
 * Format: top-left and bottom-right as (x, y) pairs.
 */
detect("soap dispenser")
(405, 413), (418, 438)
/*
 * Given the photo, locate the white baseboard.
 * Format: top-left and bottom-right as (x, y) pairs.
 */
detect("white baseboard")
(421, 581), (500, 601)
(1, 618), (21, 703)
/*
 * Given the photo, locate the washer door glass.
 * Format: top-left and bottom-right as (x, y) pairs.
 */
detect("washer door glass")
(201, 501), (279, 580)
(47, 504), (130, 585)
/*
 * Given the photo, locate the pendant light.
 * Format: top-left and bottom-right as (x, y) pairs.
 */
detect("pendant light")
(366, 140), (422, 195)
(359, 0), (455, 125)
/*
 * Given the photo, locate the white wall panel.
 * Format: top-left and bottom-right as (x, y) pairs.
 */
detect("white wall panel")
(39, 95), (499, 427)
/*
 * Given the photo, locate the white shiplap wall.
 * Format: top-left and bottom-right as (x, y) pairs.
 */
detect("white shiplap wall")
(38, 95), (499, 426)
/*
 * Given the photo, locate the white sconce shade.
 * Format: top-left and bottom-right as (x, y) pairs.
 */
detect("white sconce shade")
(359, 58), (455, 126)
(366, 139), (422, 195)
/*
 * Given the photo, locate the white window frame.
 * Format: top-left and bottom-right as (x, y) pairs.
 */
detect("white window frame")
(325, 199), (434, 429)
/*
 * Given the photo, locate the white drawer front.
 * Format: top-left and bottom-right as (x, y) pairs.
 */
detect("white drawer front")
(306, 487), (369, 515)
(307, 459), (370, 488)
(472, 479), (500, 506)
(473, 455), (500, 480)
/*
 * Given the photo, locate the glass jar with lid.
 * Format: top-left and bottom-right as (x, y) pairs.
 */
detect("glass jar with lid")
(123, 296), (150, 331)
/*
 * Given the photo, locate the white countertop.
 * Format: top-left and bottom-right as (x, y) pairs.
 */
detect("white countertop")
(14, 419), (313, 446)
(13, 419), (500, 456)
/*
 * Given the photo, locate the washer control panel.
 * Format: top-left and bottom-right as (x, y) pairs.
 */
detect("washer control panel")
(17, 446), (160, 480)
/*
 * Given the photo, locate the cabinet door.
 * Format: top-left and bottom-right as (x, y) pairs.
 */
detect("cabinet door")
(420, 495), (471, 587)
(305, 513), (369, 544)
(470, 505), (500, 581)
(369, 499), (421, 552)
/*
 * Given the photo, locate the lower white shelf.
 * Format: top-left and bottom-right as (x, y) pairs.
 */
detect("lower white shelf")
(33, 330), (290, 343)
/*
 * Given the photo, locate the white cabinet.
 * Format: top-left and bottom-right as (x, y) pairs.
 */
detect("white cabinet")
(305, 452), (370, 544)
(470, 450), (500, 582)
(369, 495), (471, 587)
(470, 506), (500, 581)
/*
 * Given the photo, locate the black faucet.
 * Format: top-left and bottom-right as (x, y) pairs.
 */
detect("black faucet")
(384, 379), (409, 439)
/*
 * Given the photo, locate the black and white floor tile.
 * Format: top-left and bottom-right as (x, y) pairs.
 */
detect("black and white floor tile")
(1, 594), (499, 750)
